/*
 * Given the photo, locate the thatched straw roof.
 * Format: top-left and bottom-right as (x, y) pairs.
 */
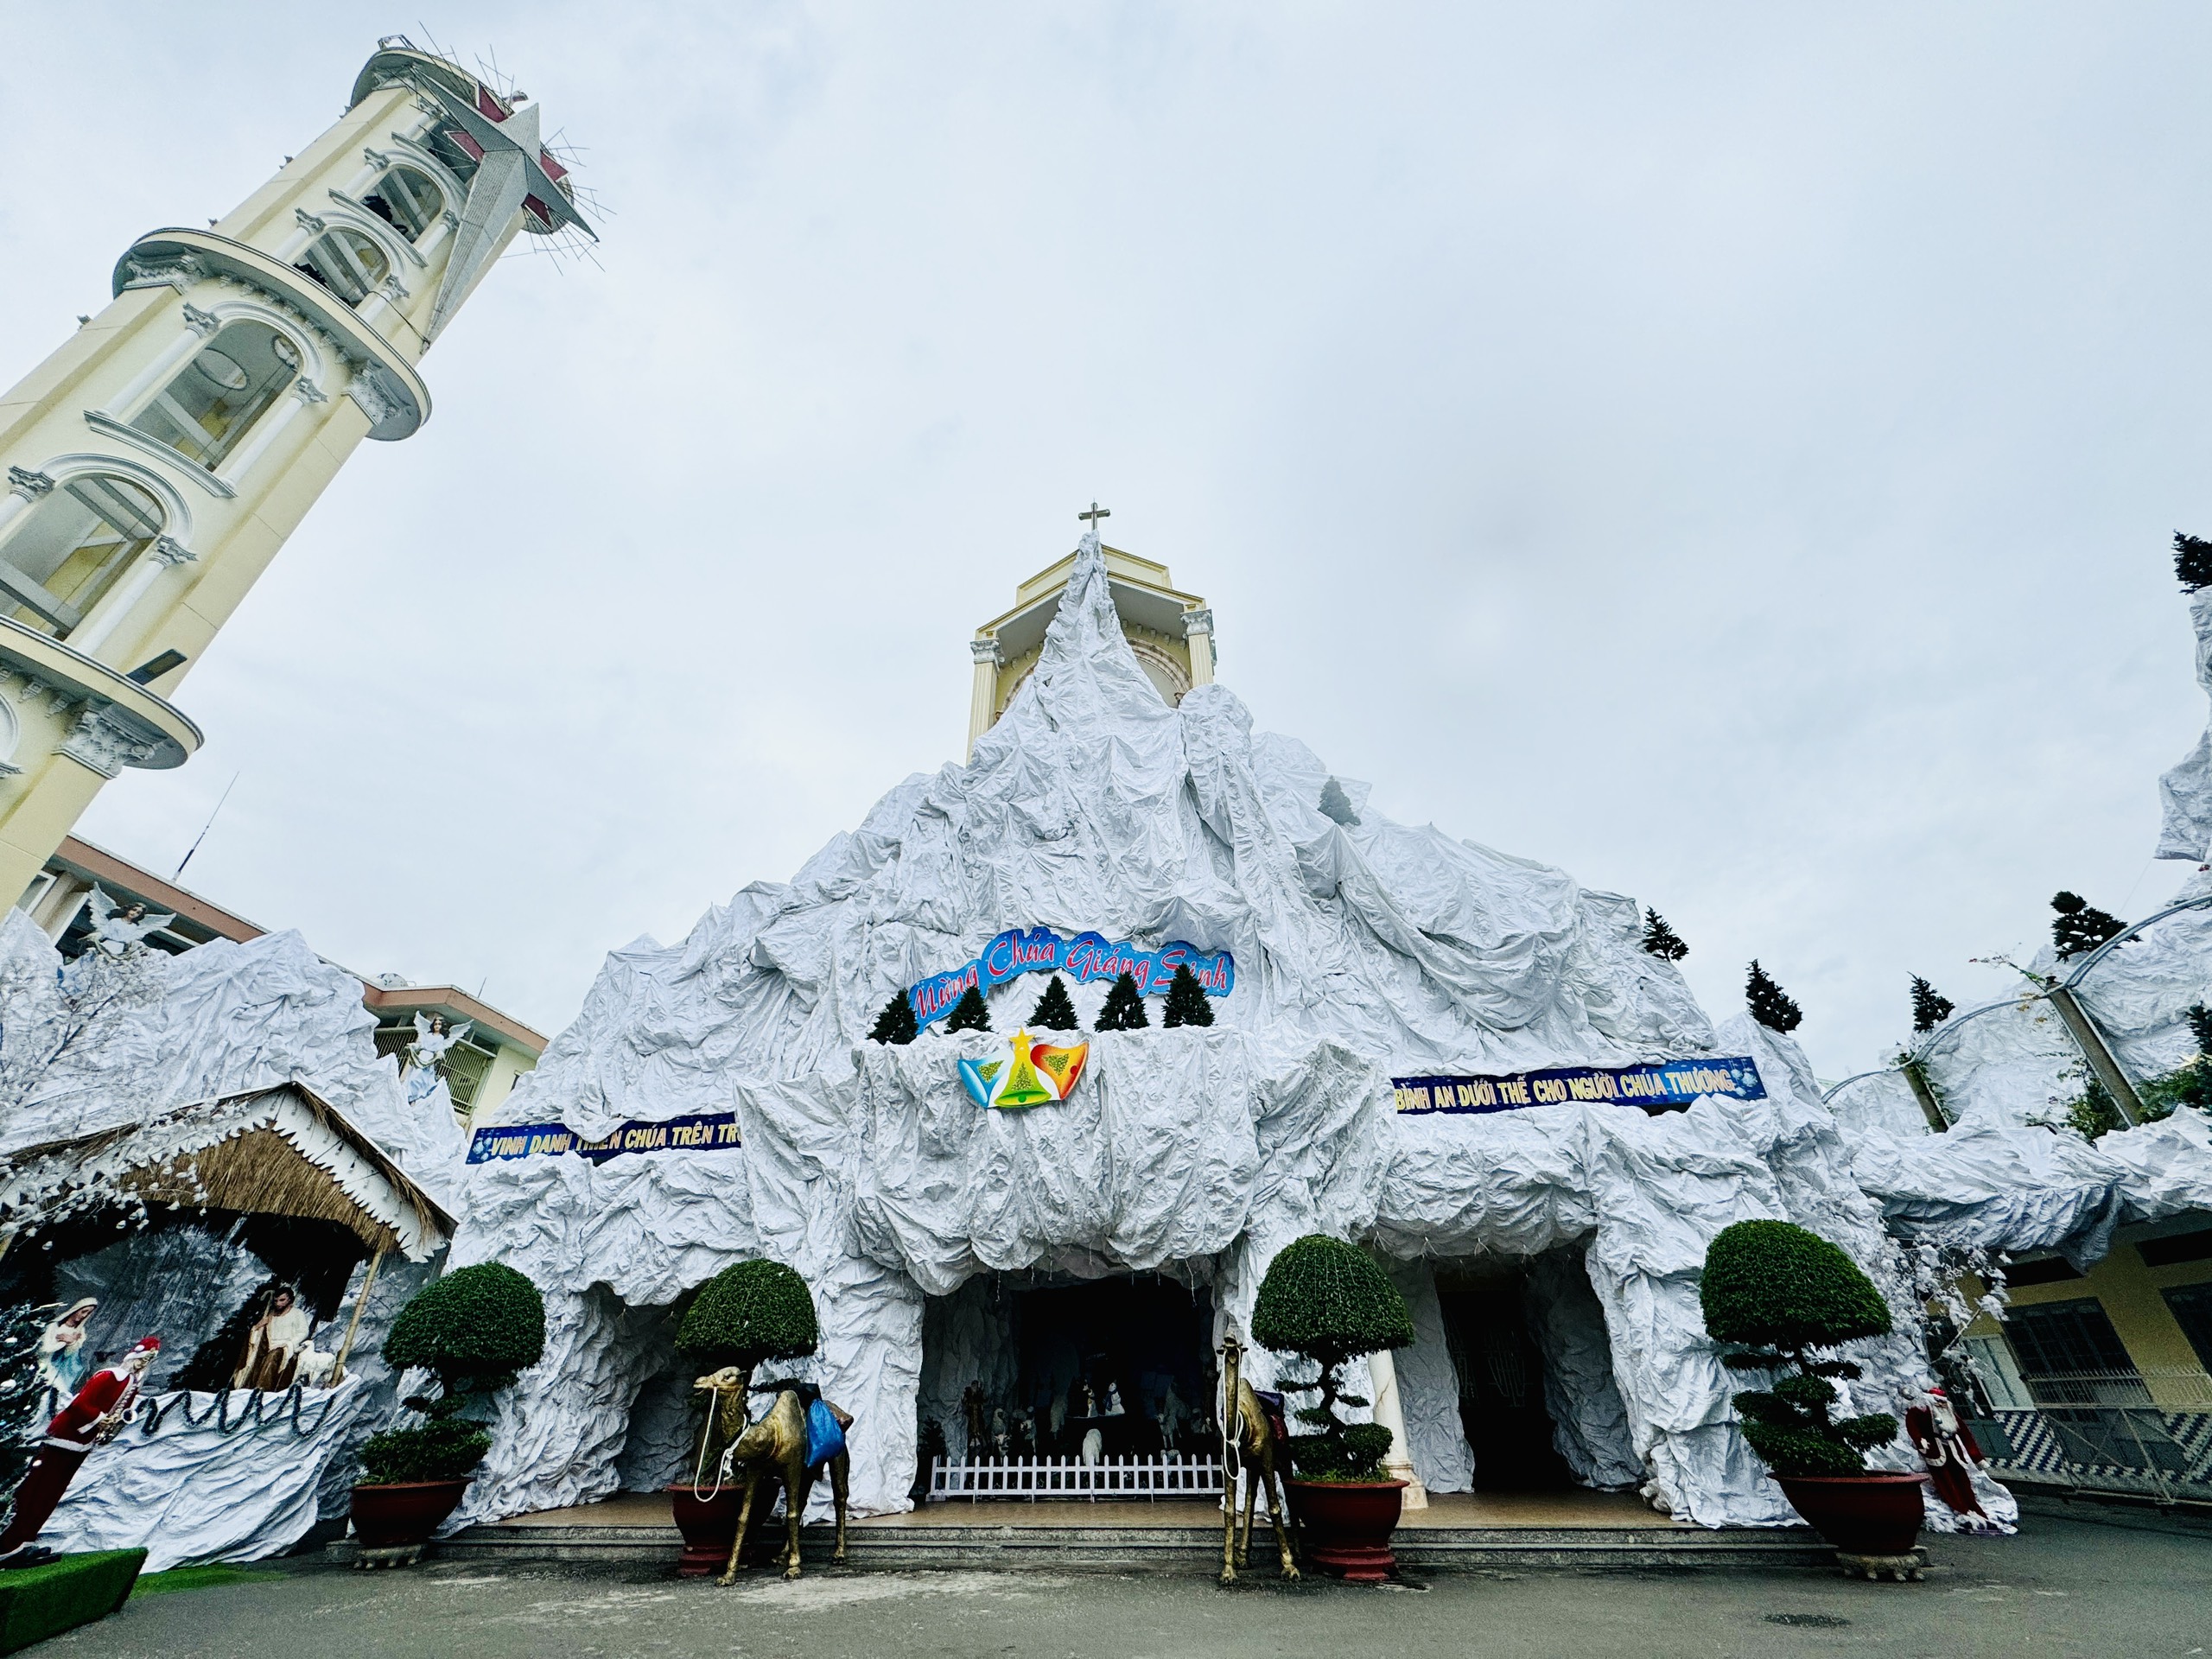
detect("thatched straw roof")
(0, 1084), (454, 1259)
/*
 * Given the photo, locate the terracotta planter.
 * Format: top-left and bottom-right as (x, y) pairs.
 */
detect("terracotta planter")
(669, 1484), (741, 1577)
(349, 1480), (470, 1554)
(1287, 1478), (1407, 1582)
(1776, 1473), (1929, 1557)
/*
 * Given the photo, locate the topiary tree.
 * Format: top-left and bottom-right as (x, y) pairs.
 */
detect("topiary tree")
(1700, 1220), (1897, 1478)
(944, 985), (991, 1034)
(2050, 892), (2126, 960)
(360, 1262), (546, 1485)
(1027, 976), (1078, 1031)
(674, 1260), (820, 1478)
(1910, 976), (1954, 1034)
(1094, 972), (1147, 1032)
(1641, 909), (1688, 962)
(2177, 530), (2212, 592)
(868, 990), (917, 1046)
(1250, 1235), (1414, 1482)
(1745, 961), (1802, 1033)
(1161, 963), (1214, 1028)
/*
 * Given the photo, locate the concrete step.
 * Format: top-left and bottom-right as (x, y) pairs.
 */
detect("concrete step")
(410, 1519), (1834, 1573)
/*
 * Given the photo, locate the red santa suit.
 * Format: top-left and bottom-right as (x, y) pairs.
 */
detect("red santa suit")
(1904, 1389), (1988, 1522)
(0, 1337), (157, 1555)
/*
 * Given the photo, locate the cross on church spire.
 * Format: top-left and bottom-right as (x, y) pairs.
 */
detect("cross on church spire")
(1077, 502), (1109, 537)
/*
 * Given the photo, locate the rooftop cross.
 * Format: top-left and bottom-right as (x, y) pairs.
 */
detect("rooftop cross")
(1077, 502), (1109, 538)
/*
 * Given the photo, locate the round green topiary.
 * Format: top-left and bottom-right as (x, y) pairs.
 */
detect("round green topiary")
(1700, 1220), (1891, 1357)
(1252, 1236), (1413, 1362)
(675, 1259), (819, 1371)
(385, 1262), (546, 1394)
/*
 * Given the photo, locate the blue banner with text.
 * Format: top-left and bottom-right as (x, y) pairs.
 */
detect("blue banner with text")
(467, 1110), (742, 1165)
(908, 925), (1233, 1030)
(1390, 1057), (1765, 1117)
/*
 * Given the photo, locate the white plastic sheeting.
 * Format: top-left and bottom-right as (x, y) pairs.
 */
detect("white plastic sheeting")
(40, 1376), (376, 1572)
(2157, 589), (2212, 861)
(449, 540), (2029, 1533)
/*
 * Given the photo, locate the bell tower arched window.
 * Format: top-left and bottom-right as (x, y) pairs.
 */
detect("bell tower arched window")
(362, 167), (445, 242)
(0, 474), (165, 636)
(293, 227), (391, 306)
(127, 321), (299, 470)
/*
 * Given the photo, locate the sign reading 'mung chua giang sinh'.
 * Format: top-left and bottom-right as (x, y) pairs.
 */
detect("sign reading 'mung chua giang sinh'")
(906, 925), (1233, 1032)
(1391, 1056), (1766, 1117)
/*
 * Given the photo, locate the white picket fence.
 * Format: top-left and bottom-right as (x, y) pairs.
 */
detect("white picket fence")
(926, 1452), (1225, 1501)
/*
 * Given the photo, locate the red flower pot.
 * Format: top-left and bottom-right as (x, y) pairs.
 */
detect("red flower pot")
(350, 1480), (470, 1553)
(1286, 1478), (1407, 1582)
(669, 1484), (742, 1577)
(1776, 1473), (1929, 1557)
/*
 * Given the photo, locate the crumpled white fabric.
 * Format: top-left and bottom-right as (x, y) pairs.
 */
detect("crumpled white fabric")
(2157, 589), (2212, 861)
(40, 1376), (376, 1572)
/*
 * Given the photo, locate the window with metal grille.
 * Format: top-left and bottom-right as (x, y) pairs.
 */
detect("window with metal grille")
(2002, 1297), (2137, 1377)
(2161, 1283), (2212, 1374)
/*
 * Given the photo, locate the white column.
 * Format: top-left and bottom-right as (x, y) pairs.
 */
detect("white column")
(69, 536), (196, 659)
(0, 469), (56, 542)
(1366, 1348), (1428, 1509)
(219, 377), (327, 486)
(1182, 607), (1215, 686)
(965, 636), (1002, 760)
(104, 307), (219, 420)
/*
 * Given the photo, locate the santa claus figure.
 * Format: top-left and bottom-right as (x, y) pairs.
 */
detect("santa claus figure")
(1905, 1386), (1989, 1522)
(0, 1336), (159, 1568)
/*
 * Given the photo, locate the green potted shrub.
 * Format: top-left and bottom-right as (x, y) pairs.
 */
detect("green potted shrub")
(665, 1260), (820, 1576)
(350, 1262), (545, 1562)
(1700, 1220), (1926, 1567)
(1251, 1235), (1414, 1581)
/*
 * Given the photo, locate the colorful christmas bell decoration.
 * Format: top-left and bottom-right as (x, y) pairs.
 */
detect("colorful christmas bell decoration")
(958, 1028), (1089, 1110)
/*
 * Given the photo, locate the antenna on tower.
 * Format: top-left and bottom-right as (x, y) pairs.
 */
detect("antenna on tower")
(173, 772), (239, 882)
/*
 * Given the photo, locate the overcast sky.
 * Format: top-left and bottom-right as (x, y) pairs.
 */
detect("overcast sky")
(3, 4), (2209, 1079)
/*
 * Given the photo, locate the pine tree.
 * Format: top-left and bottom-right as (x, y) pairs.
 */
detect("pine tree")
(867, 991), (918, 1046)
(0, 1302), (51, 1510)
(1027, 976), (1078, 1031)
(2189, 1003), (2212, 1058)
(1910, 976), (1955, 1033)
(1745, 960), (1802, 1033)
(1641, 909), (1688, 962)
(2177, 531), (2212, 593)
(2050, 892), (2126, 960)
(1162, 963), (1215, 1027)
(944, 985), (991, 1034)
(1095, 971), (1148, 1032)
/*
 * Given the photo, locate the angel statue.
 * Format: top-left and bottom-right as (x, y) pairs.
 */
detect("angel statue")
(401, 1012), (472, 1103)
(86, 888), (173, 957)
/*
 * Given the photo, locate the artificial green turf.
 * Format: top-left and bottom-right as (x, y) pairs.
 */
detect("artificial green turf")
(0, 1548), (146, 1653)
(131, 1564), (288, 1598)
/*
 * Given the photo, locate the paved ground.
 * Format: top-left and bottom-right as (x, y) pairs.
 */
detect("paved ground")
(46, 1507), (2212, 1659)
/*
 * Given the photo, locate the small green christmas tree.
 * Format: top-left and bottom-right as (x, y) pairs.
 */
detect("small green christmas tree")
(2188, 1003), (2212, 1057)
(2050, 892), (2126, 960)
(1910, 976), (1955, 1033)
(1095, 971), (1148, 1031)
(0, 1302), (50, 1510)
(2176, 531), (2212, 592)
(868, 990), (917, 1046)
(1161, 963), (1215, 1027)
(1641, 909), (1688, 962)
(944, 984), (991, 1034)
(1745, 960), (1802, 1033)
(1027, 976), (1078, 1030)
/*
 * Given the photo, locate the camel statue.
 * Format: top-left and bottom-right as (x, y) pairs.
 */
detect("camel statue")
(694, 1368), (853, 1583)
(1218, 1334), (1299, 1584)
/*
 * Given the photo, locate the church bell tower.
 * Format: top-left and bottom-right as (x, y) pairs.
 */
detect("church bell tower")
(0, 38), (590, 906)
